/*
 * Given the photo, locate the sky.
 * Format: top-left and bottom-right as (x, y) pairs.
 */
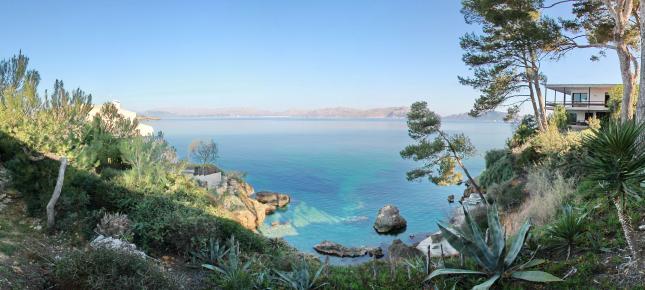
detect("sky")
(1, 0), (622, 115)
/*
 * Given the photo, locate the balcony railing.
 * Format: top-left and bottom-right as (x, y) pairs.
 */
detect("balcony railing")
(545, 101), (608, 108)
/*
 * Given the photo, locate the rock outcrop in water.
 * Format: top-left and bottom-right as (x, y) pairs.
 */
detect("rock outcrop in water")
(255, 191), (290, 210)
(373, 204), (407, 234)
(313, 240), (383, 258)
(211, 176), (272, 230)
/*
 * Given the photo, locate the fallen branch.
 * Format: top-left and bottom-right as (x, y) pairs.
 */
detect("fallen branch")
(47, 156), (67, 229)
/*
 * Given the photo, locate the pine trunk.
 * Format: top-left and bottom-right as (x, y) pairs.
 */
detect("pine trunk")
(47, 157), (68, 229)
(613, 196), (640, 263)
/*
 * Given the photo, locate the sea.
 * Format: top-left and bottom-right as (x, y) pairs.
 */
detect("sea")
(150, 118), (513, 261)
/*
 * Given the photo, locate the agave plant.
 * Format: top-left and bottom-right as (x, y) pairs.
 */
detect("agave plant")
(425, 203), (562, 289)
(274, 257), (327, 290)
(191, 237), (229, 266)
(545, 205), (590, 260)
(202, 237), (256, 290)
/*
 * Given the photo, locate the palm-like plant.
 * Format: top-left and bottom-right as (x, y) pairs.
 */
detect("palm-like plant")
(426, 203), (561, 289)
(580, 120), (645, 263)
(545, 205), (589, 260)
(274, 257), (327, 290)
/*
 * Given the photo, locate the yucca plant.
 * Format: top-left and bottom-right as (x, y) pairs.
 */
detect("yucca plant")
(426, 203), (562, 289)
(545, 205), (589, 260)
(580, 120), (645, 263)
(274, 257), (327, 290)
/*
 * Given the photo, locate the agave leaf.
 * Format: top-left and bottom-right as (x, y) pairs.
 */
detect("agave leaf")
(463, 206), (495, 267)
(438, 222), (490, 269)
(511, 271), (563, 282)
(486, 203), (505, 263)
(424, 268), (486, 282)
(472, 274), (500, 290)
(517, 258), (546, 270)
(504, 220), (531, 267)
(201, 263), (226, 275)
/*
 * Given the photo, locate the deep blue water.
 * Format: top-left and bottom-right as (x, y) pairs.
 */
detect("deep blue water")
(150, 118), (512, 257)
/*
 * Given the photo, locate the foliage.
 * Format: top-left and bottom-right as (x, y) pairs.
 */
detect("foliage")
(545, 205), (590, 259)
(530, 124), (588, 157)
(579, 120), (645, 260)
(580, 120), (645, 200)
(189, 139), (219, 175)
(507, 115), (538, 148)
(51, 248), (178, 290)
(459, 0), (564, 128)
(549, 105), (570, 131)
(427, 204), (562, 289)
(478, 149), (515, 189)
(504, 164), (575, 233)
(119, 135), (179, 190)
(129, 195), (268, 256)
(202, 237), (258, 290)
(275, 257), (327, 290)
(401, 102), (477, 188)
(486, 179), (525, 210)
(91, 102), (140, 138)
(607, 84), (639, 120)
(95, 212), (132, 240)
(191, 237), (230, 266)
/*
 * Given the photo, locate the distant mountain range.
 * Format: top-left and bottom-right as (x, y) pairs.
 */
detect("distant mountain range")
(141, 107), (508, 121)
(442, 111), (508, 121)
(142, 107), (410, 119)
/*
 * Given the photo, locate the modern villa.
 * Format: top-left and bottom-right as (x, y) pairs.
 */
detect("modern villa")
(544, 84), (618, 127)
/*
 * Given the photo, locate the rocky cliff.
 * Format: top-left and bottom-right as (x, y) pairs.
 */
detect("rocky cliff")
(211, 175), (271, 230)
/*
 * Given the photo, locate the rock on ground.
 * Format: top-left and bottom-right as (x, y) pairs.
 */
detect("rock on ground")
(314, 240), (383, 258)
(387, 239), (423, 260)
(416, 231), (459, 257)
(90, 235), (147, 258)
(373, 204), (407, 234)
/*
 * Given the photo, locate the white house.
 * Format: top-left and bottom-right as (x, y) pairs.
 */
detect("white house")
(544, 84), (617, 126)
(88, 100), (154, 136)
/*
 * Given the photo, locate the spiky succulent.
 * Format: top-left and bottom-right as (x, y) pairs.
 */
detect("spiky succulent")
(426, 203), (562, 289)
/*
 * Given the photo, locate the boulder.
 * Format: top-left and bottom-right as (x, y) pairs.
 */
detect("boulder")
(373, 204), (407, 234)
(416, 231), (459, 257)
(387, 239), (423, 260)
(90, 235), (147, 258)
(313, 240), (382, 258)
(255, 191), (291, 208)
(447, 195), (455, 203)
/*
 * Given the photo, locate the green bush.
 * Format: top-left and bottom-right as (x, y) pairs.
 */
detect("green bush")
(479, 149), (515, 189)
(486, 179), (525, 209)
(507, 115), (538, 148)
(130, 195), (268, 256)
(50, 248), (178, 290)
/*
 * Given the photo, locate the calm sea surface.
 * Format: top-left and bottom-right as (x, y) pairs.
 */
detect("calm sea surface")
(151, 118), (512, 258)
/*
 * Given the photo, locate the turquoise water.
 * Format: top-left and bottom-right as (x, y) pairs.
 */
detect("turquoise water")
(151, 118), (512, 257)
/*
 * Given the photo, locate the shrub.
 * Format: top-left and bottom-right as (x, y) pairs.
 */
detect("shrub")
(479, 149), (515, 189)
(545, 205), (590, 259)
(507, 115), (538, 148)
(530, 125), (586, 157)
(486, 178), (525, 209)
(50, 248), (178, 290)
(275, 257), (327, 290)
(549, 105), (569, 131)
(95, 212), (132, 240)
(130, 195), (268, 256)
(503, 163), (575, 234)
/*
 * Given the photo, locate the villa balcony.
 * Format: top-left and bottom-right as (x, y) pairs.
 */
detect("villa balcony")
(545, 101), (608, 109)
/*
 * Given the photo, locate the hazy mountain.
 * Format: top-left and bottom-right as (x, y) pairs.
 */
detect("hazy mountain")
(142, 106), (410, 119)
(442, 111), (508, 121)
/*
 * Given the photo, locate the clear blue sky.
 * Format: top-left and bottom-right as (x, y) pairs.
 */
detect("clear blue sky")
(1, 0), (620, 115)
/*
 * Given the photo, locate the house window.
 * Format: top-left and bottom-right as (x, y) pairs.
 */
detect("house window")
(572, 93), (588, 102)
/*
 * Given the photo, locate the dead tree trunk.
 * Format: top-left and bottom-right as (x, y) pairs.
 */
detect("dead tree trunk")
(47, 157), (67, 229)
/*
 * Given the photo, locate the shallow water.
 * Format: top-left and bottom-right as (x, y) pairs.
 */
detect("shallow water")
(151, 118), (512, 257)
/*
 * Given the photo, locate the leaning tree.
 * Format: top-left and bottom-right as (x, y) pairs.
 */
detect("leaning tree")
(401, 101), (486, 200)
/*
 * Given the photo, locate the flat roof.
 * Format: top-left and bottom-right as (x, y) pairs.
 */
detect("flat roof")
(546, 84), (619, 94)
